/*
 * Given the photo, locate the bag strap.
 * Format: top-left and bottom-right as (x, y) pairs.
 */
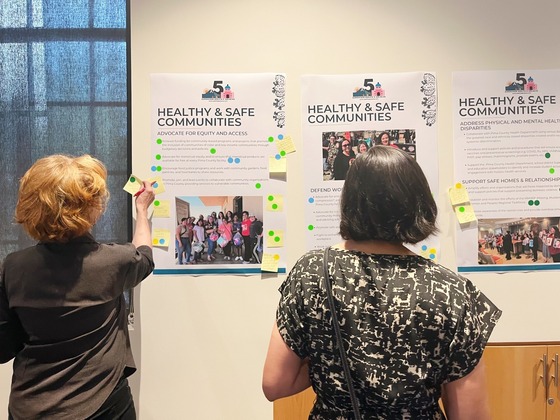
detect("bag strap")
(322, 247), (362, 420)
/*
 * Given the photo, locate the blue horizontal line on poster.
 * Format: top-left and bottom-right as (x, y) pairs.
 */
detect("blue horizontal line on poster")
(458, 264), (560, 273)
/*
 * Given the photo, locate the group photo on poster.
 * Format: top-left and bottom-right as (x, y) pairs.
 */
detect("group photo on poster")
(322, 129), (417, 181)
(174, 196), (264, 266)
(477, 217), (560, 265)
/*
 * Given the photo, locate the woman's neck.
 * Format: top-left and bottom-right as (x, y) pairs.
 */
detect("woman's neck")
(332, 239), (416, 256)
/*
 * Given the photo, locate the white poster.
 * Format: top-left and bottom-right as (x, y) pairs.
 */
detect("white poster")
(301, 72), (440, 260)
(453, 69), (560, 272)
(148, 73), (288, 275)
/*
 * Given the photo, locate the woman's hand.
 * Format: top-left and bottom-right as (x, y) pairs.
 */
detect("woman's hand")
(135, 180), (155, 215)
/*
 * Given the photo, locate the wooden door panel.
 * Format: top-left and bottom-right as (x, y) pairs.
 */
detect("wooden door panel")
(546, 346), (560, 419)
(483, 345), (547, 420)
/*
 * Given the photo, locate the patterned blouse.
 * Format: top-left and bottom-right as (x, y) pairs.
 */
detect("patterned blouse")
(276, 248), (501, 419)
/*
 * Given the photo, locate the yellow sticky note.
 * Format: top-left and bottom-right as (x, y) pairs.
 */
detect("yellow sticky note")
(419, 247), (438, 263)
(123, 175), (143, 195)
(266, 229), (284, 248)
(152, 200), (170, 218)
(266, 195), (284, 212)
(269, 156), (287, 175)
(152, 228), (171, 247)
(454, 204), (477, 224)
(261, 253), (280, 273)
(448, 183), (470, 205)
(276, 135), (296, 155)
(148, 176), (166, 195)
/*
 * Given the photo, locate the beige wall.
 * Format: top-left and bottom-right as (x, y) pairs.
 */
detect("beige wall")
(1, 0), (560, 419)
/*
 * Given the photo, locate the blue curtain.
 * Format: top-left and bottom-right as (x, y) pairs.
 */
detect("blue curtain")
(0, 0), (130, 260)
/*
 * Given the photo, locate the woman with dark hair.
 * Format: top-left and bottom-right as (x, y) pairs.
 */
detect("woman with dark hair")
(378, 131), (392, 145)
(356, 140), (369, 156)
(332, 139), (356, 180)
(263, 146), (501, 419)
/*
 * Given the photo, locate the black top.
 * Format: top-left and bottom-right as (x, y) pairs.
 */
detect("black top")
(277, 248), (501, 419)
(332, 152), (354, 180)
(0, 234), (154, 419)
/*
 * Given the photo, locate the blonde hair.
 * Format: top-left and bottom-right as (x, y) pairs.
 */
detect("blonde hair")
(15, 154), (110, 242)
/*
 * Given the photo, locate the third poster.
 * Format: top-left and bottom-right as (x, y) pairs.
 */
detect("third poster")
(453, 69), (560, 272)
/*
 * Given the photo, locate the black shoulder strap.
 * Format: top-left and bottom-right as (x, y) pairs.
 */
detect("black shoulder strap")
(322, 247), (361, 420)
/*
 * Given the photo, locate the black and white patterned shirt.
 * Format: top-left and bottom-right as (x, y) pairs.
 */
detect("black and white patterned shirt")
(277, 248), (501, 419)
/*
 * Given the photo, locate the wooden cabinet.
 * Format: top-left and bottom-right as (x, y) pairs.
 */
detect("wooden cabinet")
(273, 344), (560, 420)
(484, 344), (560, 420)
(273, 387), (315, 420)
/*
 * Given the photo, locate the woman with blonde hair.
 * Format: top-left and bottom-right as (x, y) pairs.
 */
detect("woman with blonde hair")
(0, 154), (155, 419)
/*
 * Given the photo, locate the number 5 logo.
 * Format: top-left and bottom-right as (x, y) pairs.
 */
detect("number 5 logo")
(213, 80), (224, 93)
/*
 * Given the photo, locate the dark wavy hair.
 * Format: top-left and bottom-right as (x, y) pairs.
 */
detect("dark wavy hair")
(339, 146), (438, 244)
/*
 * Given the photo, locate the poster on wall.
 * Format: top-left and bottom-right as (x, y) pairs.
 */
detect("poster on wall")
(301, 72), (440, 260)
(453, 69), (560, 272)
(149, 73), (288, 275)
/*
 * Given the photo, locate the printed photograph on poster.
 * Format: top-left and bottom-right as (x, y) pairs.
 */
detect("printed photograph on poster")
(322, 129), (417, 181)
(477, 217), (560, 265)
(174, 195), (264, 266)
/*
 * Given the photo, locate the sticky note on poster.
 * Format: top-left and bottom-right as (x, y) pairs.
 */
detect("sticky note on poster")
(269, 156), (287, 181)
(448, 183), (470, 205)
(454, 203), (477, 225)
(266, 195), (284, 212)
(266, 229), (284, 248)
(123, 175), (166, 196)
(152, 200), (170, 218)
(123, 175), (143, 195)
(276, 135), (296, 155)
(261, 253), (280, 273)
(152, 228), (171, 247)
(148, 176), (166, 195)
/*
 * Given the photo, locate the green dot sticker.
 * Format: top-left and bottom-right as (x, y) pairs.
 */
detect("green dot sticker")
(272, 203), (278, 210)
(268, 230), (274, 236)
(268, 136), (274, 143)
(458, 206), (465, 213)
(280, 150), (286, 157)
(255, 183), (261, 189)
(156, 139), (162, 144)
(274, 236), (280, 242)
(308, 225), (314, 231)
(210, 148), (216, 154)
(156, 166), (162, 171)
(528, 200), (534, 206)
(545, 152), (551, 158)
(155, 154), (161, 160)
(535, 200), (540, 206)
(154, 200), (160, 206)
(268, 195), (274, 201)
(129, 176), (136, 182)
(550, 168), (555, 174)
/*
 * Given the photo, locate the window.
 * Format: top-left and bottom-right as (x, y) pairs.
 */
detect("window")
(0, 0), (131, 260)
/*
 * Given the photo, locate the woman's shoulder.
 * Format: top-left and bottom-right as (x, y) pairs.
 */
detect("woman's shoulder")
(286, 249), (326, 279)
